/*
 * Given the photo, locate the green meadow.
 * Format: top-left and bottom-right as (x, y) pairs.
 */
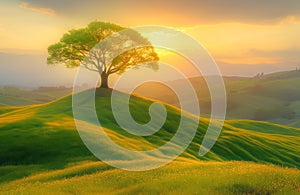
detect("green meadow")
(0, 161), (299, 194)
(0, 88), (299, 194)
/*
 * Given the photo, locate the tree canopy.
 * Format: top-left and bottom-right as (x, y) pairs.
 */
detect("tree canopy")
(47, 21), (159, 88)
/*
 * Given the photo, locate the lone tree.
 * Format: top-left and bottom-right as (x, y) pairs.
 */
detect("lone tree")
(47, 21), (159, 88)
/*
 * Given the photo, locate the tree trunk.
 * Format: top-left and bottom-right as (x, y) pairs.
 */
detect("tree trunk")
(100, 72), (109, 88)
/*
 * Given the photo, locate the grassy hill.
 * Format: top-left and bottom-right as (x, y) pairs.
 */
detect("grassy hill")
(134, 70), (300, 127)
(2, 70), (300, 128)
(0, 88), (299, 193)
(0, 161), (299, 194)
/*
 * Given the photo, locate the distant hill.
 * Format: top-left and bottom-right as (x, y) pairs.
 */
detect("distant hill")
(0, 86), (73, 107)
(134, 70), (300, 127)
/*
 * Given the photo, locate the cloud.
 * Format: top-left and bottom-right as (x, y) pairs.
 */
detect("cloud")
(278, 15), (300, 24)
(18, 0), (300, 25)
(246, 48), (300, 64)
(19, 2), (56, 16)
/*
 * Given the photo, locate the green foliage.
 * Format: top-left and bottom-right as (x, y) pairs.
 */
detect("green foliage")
(47, 21), (159, 88)
(47, 22), (124, 67)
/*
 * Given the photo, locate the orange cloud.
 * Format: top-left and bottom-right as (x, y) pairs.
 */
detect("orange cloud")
(19, 2), (56, 16)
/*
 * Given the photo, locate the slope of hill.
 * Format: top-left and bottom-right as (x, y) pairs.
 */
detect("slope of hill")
(0, 90), (299, 164)
(134, 70), (300, 127)
(0, 88), (299, 193)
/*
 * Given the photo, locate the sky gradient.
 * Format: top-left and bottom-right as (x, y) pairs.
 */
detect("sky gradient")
(0, 0), (300, 86)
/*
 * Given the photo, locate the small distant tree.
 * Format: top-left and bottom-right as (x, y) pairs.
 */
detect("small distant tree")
(47, 21), (159, 88)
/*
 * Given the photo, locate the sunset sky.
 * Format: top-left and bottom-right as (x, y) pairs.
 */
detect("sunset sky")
(1, 0), (300, 86)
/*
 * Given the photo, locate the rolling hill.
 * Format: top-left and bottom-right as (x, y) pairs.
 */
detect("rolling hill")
(2, 69), (300, 128)
(0, 88), (299, 193)
(134, 70), (300, 127)
(0, 86), (73, 107)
